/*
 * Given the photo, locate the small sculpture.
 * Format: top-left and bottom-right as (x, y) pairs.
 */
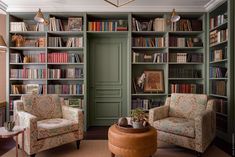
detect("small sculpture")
(4, 121), (15, 132)
(12, 34), (25, 47)
(137, 73), (146, 89)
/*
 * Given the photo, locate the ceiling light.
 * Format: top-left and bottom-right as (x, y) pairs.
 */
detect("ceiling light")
(104, 0), (135, 7)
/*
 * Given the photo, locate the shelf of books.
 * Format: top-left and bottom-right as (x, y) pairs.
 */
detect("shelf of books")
(130, 13), (206, 112)
(208, 0), (233, 142)
(7, 13), (87, 128)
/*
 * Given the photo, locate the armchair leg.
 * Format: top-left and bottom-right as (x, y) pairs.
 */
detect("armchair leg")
(76, 140), (81, 149)
(196, 151), (202, 157)
(28, 154), (36, 157)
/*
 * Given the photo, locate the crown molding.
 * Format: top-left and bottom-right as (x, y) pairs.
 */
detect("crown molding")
(0, 0), (7, 14)
(6, 5), (207, 13)
(204, 0), (225, 11)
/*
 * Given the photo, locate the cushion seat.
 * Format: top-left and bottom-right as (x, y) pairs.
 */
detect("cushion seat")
(153, 117), (195, 138)
(37, 118), (78, 139)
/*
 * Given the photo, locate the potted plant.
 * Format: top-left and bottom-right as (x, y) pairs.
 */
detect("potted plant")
(130, 108), (147, 129)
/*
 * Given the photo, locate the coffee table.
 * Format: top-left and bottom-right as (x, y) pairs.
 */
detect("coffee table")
(0, 126), (26, 157)
(108, 124), (157, 157)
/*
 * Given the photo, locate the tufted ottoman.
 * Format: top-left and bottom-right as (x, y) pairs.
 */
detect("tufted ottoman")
(108, 124), (157, 157)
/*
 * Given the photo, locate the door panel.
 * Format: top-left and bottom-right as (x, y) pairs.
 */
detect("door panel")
(89, 36), (127, 126)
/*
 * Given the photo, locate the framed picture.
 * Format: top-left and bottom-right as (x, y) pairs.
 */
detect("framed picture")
(68, 17), (83, 31)
(144, 70), (164, 93)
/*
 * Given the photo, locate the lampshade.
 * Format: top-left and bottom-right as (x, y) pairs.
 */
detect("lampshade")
(0, 35), (6, 48)
(34, 8), (45, 23)
(171, 9), (180, 22)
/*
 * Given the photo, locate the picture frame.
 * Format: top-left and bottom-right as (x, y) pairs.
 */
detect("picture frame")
(144, 70), (164, 93)
(68, 17), (83, 31)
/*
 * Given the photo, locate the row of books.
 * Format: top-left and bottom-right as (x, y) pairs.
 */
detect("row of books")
(132, 18), (166, 32)
(48, 37), (83, 47)
(48, 68), (83, 79)
(210, 47), (227, 62)
(169, 53), (203, 63)
(47, 84), (84, 94)
(215, 99), (227, 114)
(23, 37), (46, 47)
(209, 29), (228, 45)
(10, 68), (47, 79)
(11, 84), (46, 94)
(131, 98), (164, 110)
(209, 67), (227, 78)
(211, 81), (226, 96)
(64, 98), (84, 109)
(209, 12), (228, 30)
(10, 21), (44, 32)
(132, 52), (167, 63)
(10, 52), (46, 63)
(48, 52), (83, 63)
(170, 83), (203, 94)
(169, 68), (202, 78)
(169, 37), (203, 47)
(170, 19), (202, 32)
(88, 20), (128, 31)
(49, 17), (83, 31)
(132, 37), (165, 47)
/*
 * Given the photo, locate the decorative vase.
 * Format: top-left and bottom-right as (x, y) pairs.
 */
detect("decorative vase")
(4, 121), (15, 132)
(132, 121), (144, 129)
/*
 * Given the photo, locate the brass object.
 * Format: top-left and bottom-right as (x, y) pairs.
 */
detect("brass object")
(12, 34), (25, 47)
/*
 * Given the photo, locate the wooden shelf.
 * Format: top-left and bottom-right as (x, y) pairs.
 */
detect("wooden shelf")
(169, 47), (204, 50)
(10, 78), (47, 81)
(168, 31), (204, 35)
(131, 93), (167, 96)
(10, 63), (46, 65)
(47, 63), (84, 65)
(209, 94), (228, 99)
(209, 40), (227, 48)
(10, 47), (46, 50)
(209, 22), (228, 32)
(47, 47), (83, 50)
(132, 31), (166, 35)
(48, 78), (84, 81)
(168, 78), (204, 80)
(209, 59), (228, 64)
(47, 31), (84, 36)
(132, 47), (167, 50)
(9, 31), (46, 36)
(168, 62), (203, 65)
(209, 78), (228, 80)
(132, 62), (166, 65)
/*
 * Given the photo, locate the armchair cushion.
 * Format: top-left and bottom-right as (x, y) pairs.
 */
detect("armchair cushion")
(22, 94), (62, 120)
(169, 93), (207, 120)
(153, 117), (195, 138)
(37, 118), (78, 140)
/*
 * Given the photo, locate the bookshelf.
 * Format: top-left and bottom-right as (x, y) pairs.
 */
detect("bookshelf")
(207, 0), (234, 143)
(7, 12), (87, 129)
(130, 13), (206, 111)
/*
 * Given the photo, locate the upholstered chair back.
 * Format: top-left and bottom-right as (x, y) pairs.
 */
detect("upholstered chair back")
(169, 93), (208, 120)
(21, 94), (63, 120)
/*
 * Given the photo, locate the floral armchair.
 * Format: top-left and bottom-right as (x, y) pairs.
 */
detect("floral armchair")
(149, 93), (216, 156)
(13, 94), (84, 157)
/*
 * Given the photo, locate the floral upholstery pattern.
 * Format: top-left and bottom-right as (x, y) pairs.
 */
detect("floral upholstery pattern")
(37, 118), (78, 139)
(14, 95), (84, 155)
(21, 94), (63, 120)
(149, 94), (216, 153)
(153, 117), (195, 138)
(169, 93), (207, 120)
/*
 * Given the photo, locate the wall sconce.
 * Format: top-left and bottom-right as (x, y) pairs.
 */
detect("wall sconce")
(167, 8), (181, 24)
(34, 8), (49, 25)
(104, 0), (135, 7)
(0, 35), (7, 51)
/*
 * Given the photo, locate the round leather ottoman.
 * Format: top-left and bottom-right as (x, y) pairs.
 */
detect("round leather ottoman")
(108, 125), (157, 157)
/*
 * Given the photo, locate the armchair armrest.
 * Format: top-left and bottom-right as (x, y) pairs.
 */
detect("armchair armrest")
(15, 111), (38, 148)
(14, 100), (24, 111)
(195, 110), (215, 152)
(149, 105), (169, 125)
(62, 105), (84, 136)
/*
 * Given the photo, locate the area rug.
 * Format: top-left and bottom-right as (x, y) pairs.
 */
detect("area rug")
(2, 140), (231, 157)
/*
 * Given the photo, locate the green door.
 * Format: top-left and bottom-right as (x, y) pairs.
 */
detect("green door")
(88, 36), (127, 126)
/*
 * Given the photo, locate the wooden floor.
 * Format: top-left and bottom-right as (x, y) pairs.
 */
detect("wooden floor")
(0, 126), (232, 156)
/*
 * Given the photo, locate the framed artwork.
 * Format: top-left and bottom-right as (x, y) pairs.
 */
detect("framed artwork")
(144, 70), (164, 93)
(68, 17), (83, 31)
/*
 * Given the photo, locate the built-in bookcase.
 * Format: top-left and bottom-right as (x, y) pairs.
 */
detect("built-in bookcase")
(7, 12), (87, 128)
(130, 13), (206, 111)
(208, 0), (234, 143)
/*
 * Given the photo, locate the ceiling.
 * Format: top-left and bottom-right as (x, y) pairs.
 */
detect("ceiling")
(1, 0), (224, 12)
